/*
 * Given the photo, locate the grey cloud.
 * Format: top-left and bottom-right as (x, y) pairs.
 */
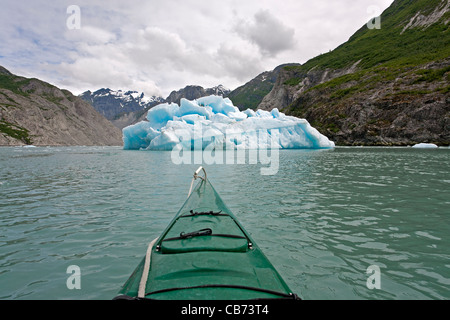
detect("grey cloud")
(234, 9), (296, 57)
(215, 43), (264, 81)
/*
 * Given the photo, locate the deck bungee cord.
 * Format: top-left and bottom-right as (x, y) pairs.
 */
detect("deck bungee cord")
(115, 166), (299, 300)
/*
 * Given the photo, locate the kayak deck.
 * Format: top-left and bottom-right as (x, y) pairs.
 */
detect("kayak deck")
(115, 174), (297, 300)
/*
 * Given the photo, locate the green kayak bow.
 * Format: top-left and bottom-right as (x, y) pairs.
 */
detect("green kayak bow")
(115, 167), (299, 300)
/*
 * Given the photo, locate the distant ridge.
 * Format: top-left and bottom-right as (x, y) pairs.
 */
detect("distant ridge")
(227, 63), (301, 111)
(0, 67), (123, 146)
(165, 84), (230, 105)
(79, 88), (165, 121)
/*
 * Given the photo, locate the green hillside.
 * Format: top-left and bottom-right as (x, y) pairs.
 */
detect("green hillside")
(287, 0), (449, 74)
(227, 64), (300, 110)
(227, 76), (275, 110)
(282, 0), (449, 146)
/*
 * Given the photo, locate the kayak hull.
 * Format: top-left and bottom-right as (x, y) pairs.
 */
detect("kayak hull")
(116, 178), (297, 300)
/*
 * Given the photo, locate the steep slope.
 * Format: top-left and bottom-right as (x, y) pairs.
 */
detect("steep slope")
(261, 0), (450, 146)
(0, 67), (123, 146)
(228, 63), (300, 111)
(109, 106), (151, 130)
(80, 88), (165, 129)
(80, 88), (165, 121)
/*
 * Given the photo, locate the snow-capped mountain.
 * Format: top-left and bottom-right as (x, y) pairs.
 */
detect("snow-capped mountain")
(209, 84), (231, 97)
(80, 88), (165, 121)
(80, 85), (231, 129)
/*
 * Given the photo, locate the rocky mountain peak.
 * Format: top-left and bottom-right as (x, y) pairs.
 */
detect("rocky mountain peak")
(79, 88), (165, 121)
(165, 84), (230, 105)
(0, 66), (12, 76)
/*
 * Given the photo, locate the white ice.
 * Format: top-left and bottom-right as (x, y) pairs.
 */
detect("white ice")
(122, 95), (335, 150)
(412, 143), (438, 148)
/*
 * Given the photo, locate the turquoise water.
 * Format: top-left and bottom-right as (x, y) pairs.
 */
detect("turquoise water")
(0, 146), (449, 300)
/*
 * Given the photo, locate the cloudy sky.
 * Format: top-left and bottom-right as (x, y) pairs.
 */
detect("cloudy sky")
(0, 0), (394, 98)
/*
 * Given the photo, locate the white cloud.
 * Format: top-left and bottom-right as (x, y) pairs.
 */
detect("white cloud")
(57, 23), (265, 97)
(127, 27), (201, 72)
(65, 26), (117, 45)
(215, 43), (264, 80)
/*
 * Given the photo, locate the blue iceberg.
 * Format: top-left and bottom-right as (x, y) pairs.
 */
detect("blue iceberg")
(122, 95), (335, 151)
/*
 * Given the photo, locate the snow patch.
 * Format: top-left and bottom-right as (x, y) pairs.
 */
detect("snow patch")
(412, 143), (438, 148)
